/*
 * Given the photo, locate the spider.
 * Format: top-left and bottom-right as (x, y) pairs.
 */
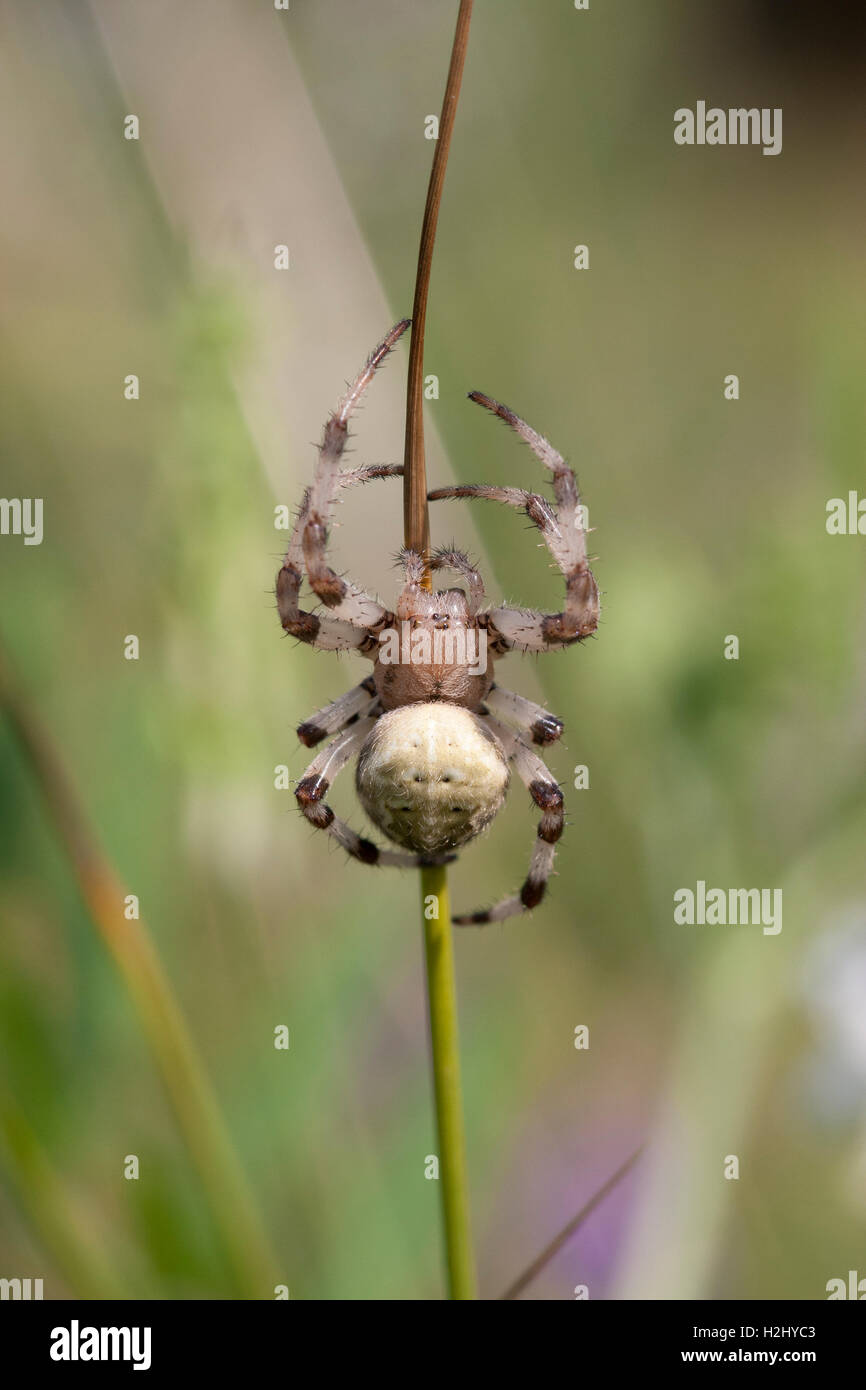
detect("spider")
(276, 319), (599, 924)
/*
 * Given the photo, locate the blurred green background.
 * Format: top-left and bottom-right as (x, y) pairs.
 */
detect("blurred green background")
(1, 0), (865, 1299)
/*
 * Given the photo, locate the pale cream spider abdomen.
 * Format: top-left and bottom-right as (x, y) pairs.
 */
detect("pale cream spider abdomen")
(356, 704), (510, 857)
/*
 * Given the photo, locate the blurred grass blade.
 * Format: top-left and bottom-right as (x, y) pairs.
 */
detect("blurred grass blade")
(500, 1146), (643, 1300)
(0, 1093), (124, 1299)
(0, 640), (280, 1298)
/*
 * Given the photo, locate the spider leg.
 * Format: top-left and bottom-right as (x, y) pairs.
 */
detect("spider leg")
(429, 546), (485, 614)
(397, 547), (427, 586)
(302, 521), (390, 628)
(428, 391), (598, 651)
(302, 324), (410, 623)
(337, 463), (404, 488)
(452, 716), (564, 925)
(484, 684), (564, 746)
(392, 548), (433, 626)
(275, 573), (378, 654)
(395, 546), (485, 620)
(296, 718), (454, 868)
(277, 322), (409, 646)
(296, 676), (379, 748)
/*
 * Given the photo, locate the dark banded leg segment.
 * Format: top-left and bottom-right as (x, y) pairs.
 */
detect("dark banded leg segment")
(296, 719), (453, 868)
(485, 684), (564, 746)
(453, 716), (564, 925)
(276, 567), (379, 653)
(299, 323), (408, 624)
(428, 390), (599, 651)
(296, 677), (378, 748)
(277, 321), (410, 649)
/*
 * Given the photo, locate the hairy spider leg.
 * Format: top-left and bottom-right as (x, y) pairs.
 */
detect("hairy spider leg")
(428, 391), (599, 652)
(295, 675), (379, 748)
(484, 684), (564, 746)
(277, 321), (410, 650)
(453, 715), (564, 924)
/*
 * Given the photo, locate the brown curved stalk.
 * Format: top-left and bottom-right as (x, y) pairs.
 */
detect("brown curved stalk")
(403, 0), (474, 581)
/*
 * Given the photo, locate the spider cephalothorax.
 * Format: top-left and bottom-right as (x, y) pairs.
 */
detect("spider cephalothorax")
(277, 320), (599, 923)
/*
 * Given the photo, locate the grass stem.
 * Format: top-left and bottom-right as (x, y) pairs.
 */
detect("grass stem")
(404, 0), (477, 1301)
(0, 640), (281, 1298)
(420, 864), (477, 1299)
